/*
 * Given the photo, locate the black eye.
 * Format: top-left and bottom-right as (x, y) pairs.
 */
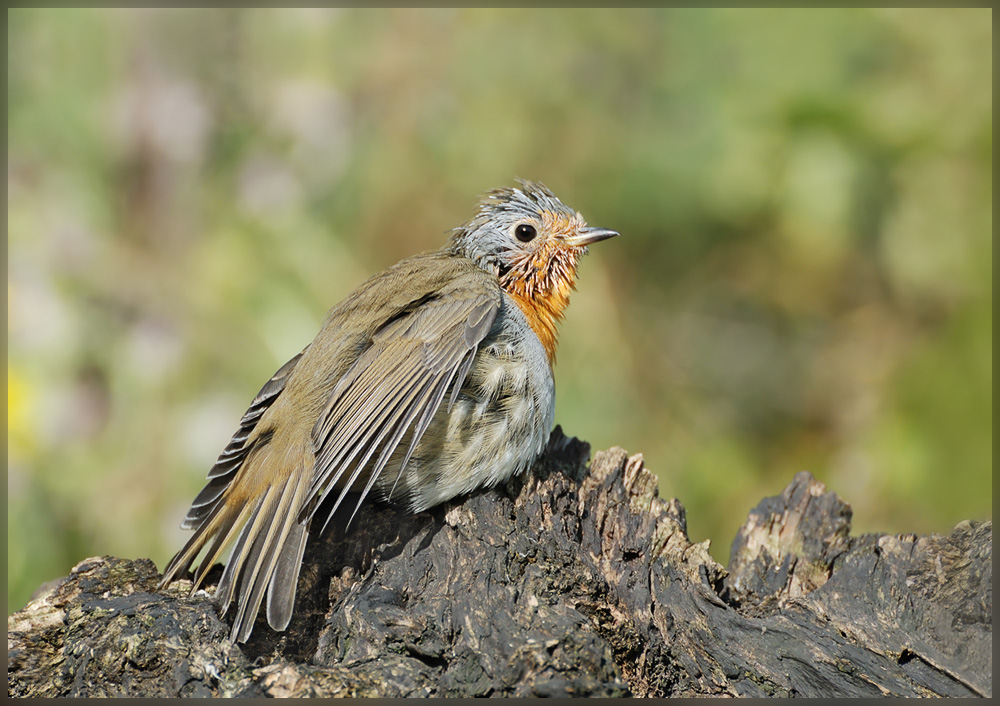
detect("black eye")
(515, 224), (537, 242)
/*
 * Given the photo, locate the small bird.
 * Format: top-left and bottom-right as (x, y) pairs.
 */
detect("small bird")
(158, 179), (618, 642)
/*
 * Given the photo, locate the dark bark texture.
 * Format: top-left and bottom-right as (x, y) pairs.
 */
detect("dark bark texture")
(7, 428), (993, 697)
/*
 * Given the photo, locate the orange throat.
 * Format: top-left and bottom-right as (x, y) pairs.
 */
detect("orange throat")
(498, 211), (586, 364)
(503, 274), (575, 365)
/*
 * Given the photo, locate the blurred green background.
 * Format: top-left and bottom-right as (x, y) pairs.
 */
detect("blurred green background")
(7, 8), (992, 615)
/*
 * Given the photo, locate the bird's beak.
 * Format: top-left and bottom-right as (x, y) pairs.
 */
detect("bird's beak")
(564, 227), (620, 247)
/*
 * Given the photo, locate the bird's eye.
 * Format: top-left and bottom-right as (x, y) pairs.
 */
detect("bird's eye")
(515, 224), (537, 243)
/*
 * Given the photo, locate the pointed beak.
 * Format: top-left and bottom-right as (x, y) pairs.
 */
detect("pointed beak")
(564, 227), (620, 247)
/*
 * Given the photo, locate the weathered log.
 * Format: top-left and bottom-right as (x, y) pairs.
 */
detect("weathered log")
(7, 428), (992, 697)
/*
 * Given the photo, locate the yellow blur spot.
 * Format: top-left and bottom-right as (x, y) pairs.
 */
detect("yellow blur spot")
(7, 364), (35, 457)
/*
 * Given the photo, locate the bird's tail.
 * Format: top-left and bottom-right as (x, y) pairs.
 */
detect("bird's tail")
(158, 434), (313, 643)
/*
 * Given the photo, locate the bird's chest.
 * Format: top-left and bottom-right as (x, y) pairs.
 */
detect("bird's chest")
(394, 295), (556, 511)
(463, 294), (556, 439)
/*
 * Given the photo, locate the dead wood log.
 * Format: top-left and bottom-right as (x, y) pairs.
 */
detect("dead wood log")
(7, 428), (992, 697)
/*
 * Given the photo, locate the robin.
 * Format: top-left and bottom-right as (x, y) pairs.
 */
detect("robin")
(158, 178), (618, 642)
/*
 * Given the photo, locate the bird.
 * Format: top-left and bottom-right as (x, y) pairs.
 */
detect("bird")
(157, 178), (618, 643)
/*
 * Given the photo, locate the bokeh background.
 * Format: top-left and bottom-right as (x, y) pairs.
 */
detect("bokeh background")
(7, 8), (992, 615)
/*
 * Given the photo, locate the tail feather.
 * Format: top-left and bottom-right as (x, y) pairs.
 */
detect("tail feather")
(192, 499), (256, 591)
(161, 432), (313, 643)
(219, 484), (280, 634)
(214, 481), (269, 609)
(267, 519), (309, 631)
(159, 352), (312, 642)
(159, 499), (237, 590)
(226, 476), (289, 638)
(209, 495), (266, 610)
(226, 469), (311, 643)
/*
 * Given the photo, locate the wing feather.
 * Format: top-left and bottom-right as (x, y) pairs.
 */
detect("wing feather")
(180, 352), (304, 529)
(302, 274), (501, 529)
(314, 360), (444, 533)
(159, 352), (303, 587)
(310, 361), (429, 509)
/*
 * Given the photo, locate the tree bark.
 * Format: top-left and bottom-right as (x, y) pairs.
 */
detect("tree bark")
(7, 428), (992, 697)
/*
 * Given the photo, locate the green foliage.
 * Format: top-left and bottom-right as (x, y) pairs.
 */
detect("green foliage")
(7, 8), (991, 615)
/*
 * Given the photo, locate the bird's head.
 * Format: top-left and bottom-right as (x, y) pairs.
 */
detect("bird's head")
(450, 179), (618, 362)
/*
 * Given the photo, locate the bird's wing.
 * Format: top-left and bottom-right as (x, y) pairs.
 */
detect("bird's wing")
(158, 350), (306, 589)
(159, 251), (501, 643)
(301, 268), (501, 532)
(180, 352), (305, 530)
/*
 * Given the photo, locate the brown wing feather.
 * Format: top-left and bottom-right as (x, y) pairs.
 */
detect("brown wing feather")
(158, 351), (305, 589)
(217, 461), (311, 642)
(302, 275), (500, 532)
